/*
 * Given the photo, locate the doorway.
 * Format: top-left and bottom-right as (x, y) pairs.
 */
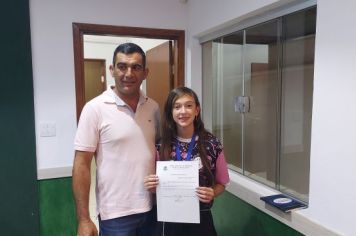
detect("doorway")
(83, 35), (174, 117)
(73, 23), (185, 120)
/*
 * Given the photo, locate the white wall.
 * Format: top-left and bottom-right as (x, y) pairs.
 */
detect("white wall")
(187, 0), (356, 235)
(29, 0), (187, 177)
(309, 0), (356, 235)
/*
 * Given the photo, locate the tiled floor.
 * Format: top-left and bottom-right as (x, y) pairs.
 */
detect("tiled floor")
(89, 159), (99, 228)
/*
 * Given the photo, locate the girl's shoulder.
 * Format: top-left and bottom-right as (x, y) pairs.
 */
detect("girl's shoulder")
(204, 131), (223, 147)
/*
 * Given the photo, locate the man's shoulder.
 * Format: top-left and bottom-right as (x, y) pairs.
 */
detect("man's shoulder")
(146, 96), (159, 105)
(81, 93), (113, 116)
(145, 97), (160, 110)
(86, 91), (113, 106)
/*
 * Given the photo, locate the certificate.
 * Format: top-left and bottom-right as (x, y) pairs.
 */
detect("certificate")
(156, 161), (200, 223)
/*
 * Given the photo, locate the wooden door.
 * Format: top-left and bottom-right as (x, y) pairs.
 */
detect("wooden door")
(146, 41), (174, 117)
(84, 59), (106, 102)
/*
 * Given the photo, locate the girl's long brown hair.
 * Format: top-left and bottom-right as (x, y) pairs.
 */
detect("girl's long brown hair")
(160, 87), (214, 186)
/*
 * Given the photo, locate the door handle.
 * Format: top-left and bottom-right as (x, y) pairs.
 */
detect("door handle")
(235, 96), (250, 113)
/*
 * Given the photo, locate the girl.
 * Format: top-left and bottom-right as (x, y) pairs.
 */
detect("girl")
(144, 87), (229, 236)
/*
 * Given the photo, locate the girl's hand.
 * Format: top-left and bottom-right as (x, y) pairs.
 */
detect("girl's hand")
(144, 174), (159, 193)
(196, 186), (215, 203)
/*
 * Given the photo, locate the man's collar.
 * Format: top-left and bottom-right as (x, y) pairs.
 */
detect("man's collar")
(104, 87), (147, 106)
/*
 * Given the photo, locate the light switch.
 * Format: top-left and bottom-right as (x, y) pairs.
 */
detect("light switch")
(40, 122), (56, 137)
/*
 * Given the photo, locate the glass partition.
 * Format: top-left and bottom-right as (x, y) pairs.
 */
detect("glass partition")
(202, 6), (316, 202)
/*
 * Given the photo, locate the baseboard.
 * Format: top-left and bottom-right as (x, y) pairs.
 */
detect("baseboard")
(37, 166), (73, 180)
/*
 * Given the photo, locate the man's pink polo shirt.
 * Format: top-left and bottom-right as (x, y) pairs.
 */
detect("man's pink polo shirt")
(74, 88), (160, 220)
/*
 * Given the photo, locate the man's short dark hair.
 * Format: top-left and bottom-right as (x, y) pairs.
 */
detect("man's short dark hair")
(112, 43), (146, 68)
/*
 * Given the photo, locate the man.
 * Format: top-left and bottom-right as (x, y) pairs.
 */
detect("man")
(72, 43), (160, 236)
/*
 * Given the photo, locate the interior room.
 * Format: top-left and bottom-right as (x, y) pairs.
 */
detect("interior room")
(2, 0), (356, 235)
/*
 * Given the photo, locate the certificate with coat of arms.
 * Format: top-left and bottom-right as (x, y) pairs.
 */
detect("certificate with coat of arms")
(156, 161), (200, 223)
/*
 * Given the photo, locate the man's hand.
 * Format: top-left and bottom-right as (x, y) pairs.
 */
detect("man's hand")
(77, 219), (98, 236)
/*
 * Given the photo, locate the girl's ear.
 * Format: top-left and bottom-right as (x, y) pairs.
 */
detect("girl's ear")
(196, 106), (200, 117)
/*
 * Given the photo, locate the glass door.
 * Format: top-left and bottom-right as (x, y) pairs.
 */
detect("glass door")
(243, 20), (280, 187)
(204, 21), (280, 183)
(213, 32), (244, 173)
